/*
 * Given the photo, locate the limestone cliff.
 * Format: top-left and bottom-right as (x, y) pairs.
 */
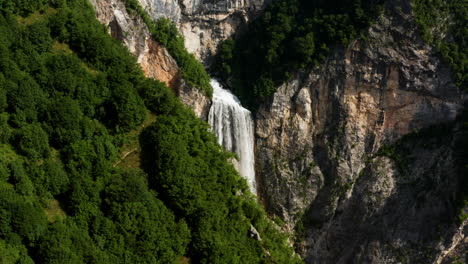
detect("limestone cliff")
(254, 1), (467, 263)
(137, 0), (268, 63)
(89, 0), (467, 262)
(89, 0), (268, 117)
(89, 0), (211, 119)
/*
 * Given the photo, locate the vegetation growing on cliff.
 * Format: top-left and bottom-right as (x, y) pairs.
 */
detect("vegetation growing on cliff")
(412, 0), (467, 220)
(122, 0), (213, 97)
(214, 0), (384, 109)
(412, 0), (467, 90)
(0, 0), (300, 263)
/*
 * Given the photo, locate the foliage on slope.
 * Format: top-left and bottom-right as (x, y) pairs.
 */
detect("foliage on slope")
(412, 0), (467, 90)
(0, 0), (300, 263)
(214, 0), (384, 109)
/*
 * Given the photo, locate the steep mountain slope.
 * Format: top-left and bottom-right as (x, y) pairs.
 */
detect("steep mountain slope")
(137, 0), (268, 62)
(252, 0), (466, 262)
(256, 0), (463, 226)
(88, 0), (466, 262)
(299, 121), (467, 263)
(0, 0), (301, 263)
(90, 0), (212, 119)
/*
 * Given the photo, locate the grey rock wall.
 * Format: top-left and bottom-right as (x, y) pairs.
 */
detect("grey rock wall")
(89, 0), (211, 119)
(137, 0), (268, 62)
(254, 1), (466, 262)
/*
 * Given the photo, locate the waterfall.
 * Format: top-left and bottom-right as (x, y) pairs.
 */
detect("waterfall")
(208, 79), (257, 194)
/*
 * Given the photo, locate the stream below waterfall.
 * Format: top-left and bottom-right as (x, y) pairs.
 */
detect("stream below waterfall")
(208, 79), (257, 194)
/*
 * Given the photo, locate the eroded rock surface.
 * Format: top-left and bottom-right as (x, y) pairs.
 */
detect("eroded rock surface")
(255, 2), (466, 263)
(137, 0), (268, 62)
(89, 0), (211, 119)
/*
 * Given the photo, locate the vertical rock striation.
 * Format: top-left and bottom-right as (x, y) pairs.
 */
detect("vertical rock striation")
(254, 1), (466, 262)
(137, 0), (268, 62)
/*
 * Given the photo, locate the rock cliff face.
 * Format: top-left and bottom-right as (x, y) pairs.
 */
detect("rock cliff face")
(89, 0), (211, 119)
(299, 127), (467, 263)
(90, 0), (467, 262)
(89, 0), (269, 117)
(137, 0), (267, 62)
(254, 1), (467, 263)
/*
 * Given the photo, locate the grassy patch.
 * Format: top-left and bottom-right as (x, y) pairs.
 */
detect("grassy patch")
(114, 111), (156, 169)
(375, 144), (409, 175)
(44, 199), (66, 222)
(52, 41), (73, 54)
(0, 144), (21, 163)
(176, 256), (191, 264)
(17, 8), (57, 25)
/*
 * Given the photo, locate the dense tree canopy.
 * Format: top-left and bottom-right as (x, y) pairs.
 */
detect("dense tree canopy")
(0, 0), (300, 263)
(214, 0), (384, 109)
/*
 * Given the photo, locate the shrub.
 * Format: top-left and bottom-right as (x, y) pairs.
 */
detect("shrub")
(14, 123), (50, 160)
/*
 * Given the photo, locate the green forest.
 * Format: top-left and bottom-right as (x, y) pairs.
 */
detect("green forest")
(0, 0), (300, 263)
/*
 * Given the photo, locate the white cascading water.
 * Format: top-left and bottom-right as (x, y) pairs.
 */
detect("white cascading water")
(208, 79), (257, 194)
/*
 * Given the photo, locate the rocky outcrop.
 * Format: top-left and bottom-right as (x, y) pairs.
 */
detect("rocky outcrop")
(89, 0), (267, 116)
(255, 1), (466, 262)
(301, 126), (467, 263)
(137, 0), (268, 63)
(177, 78), (211, 119)
(89, 0), (211, 119)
